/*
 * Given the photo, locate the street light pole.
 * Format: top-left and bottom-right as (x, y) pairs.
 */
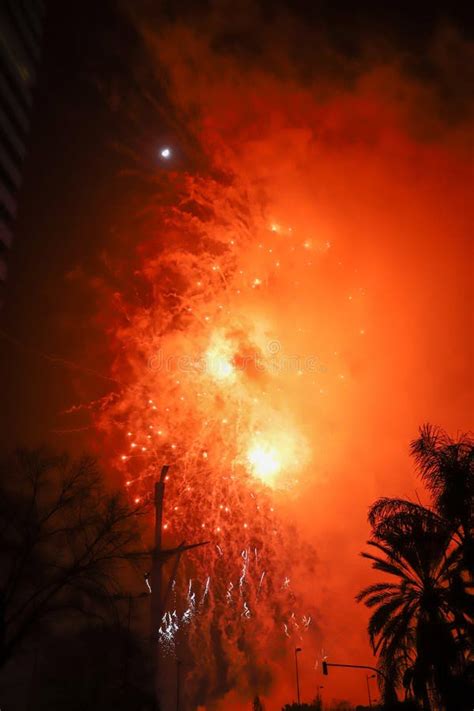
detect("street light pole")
(150, 465), (209, 711)
(316, 685), (324, 710)
(176, 658), (181, 711)
(295, 647), (302, 704)
(365, 674), (372, 708)
(366, 674), (375, 708)
(151, 467), (168, 709)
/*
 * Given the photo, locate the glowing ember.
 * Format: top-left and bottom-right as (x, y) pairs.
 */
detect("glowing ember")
(247, 442), (281, 483)
(204, 331), (236, 381)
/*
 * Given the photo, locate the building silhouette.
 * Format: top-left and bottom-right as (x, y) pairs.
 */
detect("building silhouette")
(0, 0), (44, 293)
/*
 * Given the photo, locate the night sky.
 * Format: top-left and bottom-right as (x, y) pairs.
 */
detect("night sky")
(0, 1), (473, 708)
(2, 0), (472, 447)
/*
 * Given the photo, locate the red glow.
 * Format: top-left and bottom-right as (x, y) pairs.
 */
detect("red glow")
(95, 21), (472, 709)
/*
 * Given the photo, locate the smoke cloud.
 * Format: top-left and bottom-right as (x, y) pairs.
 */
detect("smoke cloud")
(93, 2), (473, 706)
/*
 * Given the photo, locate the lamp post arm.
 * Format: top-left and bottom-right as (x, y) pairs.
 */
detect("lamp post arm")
(325, 663), (387, 681)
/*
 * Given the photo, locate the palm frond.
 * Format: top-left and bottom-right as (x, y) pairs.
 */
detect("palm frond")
(362, 541), (415, 583)
(368, 596), (408, 641)
(355, 582), (399, 603)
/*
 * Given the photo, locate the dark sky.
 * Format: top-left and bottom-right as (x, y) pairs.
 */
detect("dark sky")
(0, 0), (472, 451)
(0, 0), (134, 450)
(0, 2), (472, 707)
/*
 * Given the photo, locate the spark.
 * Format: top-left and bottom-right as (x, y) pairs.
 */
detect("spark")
(159, 610), (179, 651)
(201, 576), (211, 604)
(182, 607), (194, 625)
(239, 549), (248, 593)
(145, 574), (152, 594)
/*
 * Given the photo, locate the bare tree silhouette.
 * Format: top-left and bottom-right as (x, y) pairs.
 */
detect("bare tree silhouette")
(0, 448), (148, 671)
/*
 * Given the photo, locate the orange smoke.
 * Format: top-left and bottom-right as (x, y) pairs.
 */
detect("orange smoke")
(97, 6), (473, 708)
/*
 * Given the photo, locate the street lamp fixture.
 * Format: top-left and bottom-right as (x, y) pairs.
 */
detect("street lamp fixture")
(366, 673), (376, 708)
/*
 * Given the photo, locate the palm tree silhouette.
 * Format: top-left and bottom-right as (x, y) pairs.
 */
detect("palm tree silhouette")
(357, 425), (473, 711)
(411, 424), (473, 572)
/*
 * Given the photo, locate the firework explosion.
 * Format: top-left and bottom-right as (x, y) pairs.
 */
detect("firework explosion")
(93, 25), (381, 704)
(97, 168), (331, 702)
(0, 1), (468, 708)
(89, 8), (472, 706)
